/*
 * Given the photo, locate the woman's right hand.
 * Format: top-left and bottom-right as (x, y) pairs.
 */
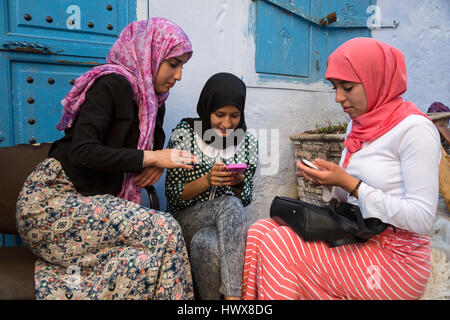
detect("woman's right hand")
(180, 162), (238, 201)
(143, 149), (197, 169)
(297, 158), (359, 195)
(205, 163), (236, 187)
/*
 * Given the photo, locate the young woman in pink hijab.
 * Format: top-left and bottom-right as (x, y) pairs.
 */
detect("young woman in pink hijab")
(16, 18), (196, 300)
(242, 38), (441, 300)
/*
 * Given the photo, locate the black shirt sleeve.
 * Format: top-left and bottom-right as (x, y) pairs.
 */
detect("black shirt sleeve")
(48, 73), (144, 196)
(69, 73), (143, 173)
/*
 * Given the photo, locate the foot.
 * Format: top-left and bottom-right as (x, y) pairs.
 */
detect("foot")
(224, 296), (241, 300)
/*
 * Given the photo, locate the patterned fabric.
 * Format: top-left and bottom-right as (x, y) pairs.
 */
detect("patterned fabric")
(56, 18), (193, 203)
(165, 120), (258, 213)
(16, 158), (194, 300)
(174, 196), (247, 298)
(188, 226), (221, 299)
(242, 219), (431, 300)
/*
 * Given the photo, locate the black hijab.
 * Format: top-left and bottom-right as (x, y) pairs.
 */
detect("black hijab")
(182, 72), (247, 149)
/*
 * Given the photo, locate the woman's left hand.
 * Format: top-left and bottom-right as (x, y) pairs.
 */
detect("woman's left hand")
(134, 166), (164, 187)
(230, 172), (244, 186)
(296, 158), (358, 191)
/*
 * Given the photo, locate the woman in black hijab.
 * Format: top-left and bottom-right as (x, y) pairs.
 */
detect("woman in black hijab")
(184, 72), (247, 148)
(165, 73), (259, 300)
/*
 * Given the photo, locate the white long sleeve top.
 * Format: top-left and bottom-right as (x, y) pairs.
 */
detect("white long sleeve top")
(332, 115), (441, 235)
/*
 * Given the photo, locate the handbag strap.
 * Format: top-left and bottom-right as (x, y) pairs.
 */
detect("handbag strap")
(328, 198), (389, 240)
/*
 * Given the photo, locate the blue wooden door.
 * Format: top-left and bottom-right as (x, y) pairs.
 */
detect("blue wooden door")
(255, 0), (374, 83)
(256, 0), (312, 78)
(0, 0), (136, 246)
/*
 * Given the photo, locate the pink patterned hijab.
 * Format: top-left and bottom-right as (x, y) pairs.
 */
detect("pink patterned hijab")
(56, 18), (193, 203)
(325, 37), (427, 168)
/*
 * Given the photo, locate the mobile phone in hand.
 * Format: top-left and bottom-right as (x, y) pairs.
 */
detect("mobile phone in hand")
(301, 158), (321, 170)
(226, 163), (247, 173)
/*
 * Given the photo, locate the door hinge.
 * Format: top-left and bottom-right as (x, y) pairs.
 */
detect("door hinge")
(1, 41), (63, 55)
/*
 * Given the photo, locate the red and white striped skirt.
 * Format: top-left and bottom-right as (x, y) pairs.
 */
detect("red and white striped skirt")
(242, 219), (430, 300)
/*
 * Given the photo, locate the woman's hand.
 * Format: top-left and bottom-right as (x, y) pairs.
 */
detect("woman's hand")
(296, 158), (359, 193)
(205, 163), (237, 187)
(134, 166), (164, 187)
(231, 172), (245, 186)
(143, 149), (198, 169)
(181, 162), (242, 201)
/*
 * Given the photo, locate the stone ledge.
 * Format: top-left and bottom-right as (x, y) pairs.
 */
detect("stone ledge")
(290, 133), (345, 142)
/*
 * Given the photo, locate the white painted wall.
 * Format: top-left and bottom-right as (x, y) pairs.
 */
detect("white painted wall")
(137, 0), (449, 225)
(372, 0), (450, 111)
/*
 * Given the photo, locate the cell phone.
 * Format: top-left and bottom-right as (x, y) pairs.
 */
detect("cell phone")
(226, 163), (247, 173)
(301, 158), (321, 170)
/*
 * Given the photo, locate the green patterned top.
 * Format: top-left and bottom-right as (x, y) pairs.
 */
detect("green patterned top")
(165, 120), (258, 213)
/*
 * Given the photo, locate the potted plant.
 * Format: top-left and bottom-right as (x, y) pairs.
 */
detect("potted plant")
(290, 112), (450, 206)
(290, 122), (347, 206)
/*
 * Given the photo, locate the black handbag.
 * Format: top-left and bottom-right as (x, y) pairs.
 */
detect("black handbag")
(269, 196), (390, 247)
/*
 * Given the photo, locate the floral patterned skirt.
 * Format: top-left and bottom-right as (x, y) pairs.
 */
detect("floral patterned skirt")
(16, 158), (194, 300)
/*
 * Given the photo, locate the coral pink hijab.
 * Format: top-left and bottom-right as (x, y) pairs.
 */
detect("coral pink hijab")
(325, 37), (428, 168)
(56, 18), (193, 203)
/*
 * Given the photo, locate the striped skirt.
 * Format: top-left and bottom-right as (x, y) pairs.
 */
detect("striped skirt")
(242, 219), (431, 300)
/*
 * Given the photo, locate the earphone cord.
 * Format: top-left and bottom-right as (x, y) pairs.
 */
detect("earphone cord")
(209, 153), (223, 200)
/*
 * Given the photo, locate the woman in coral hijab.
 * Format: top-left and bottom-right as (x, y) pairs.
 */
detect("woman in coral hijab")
(16, 18), (196, 300)
(242, 38), (441, 300)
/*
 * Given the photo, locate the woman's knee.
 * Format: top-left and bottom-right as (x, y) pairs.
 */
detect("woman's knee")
(152, 209), (183, 234)
(261, 225), (297, 245)
(217, 196), (245, 221)
(221, 196), (244, 210)
(244, 219), (279, 248)
(247, 218), (279, 235)
(190, 226), (219, 257)
(259, 225), (306, 263)
(125, 208), (184, 244)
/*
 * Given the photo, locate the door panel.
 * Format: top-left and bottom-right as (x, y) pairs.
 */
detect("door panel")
(256, 0), (311, 78)
(1, 0), (135, 58)
(11, 58), (96, 145)
(254, 0), (373, 82)
(0, 0), (137, 146)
